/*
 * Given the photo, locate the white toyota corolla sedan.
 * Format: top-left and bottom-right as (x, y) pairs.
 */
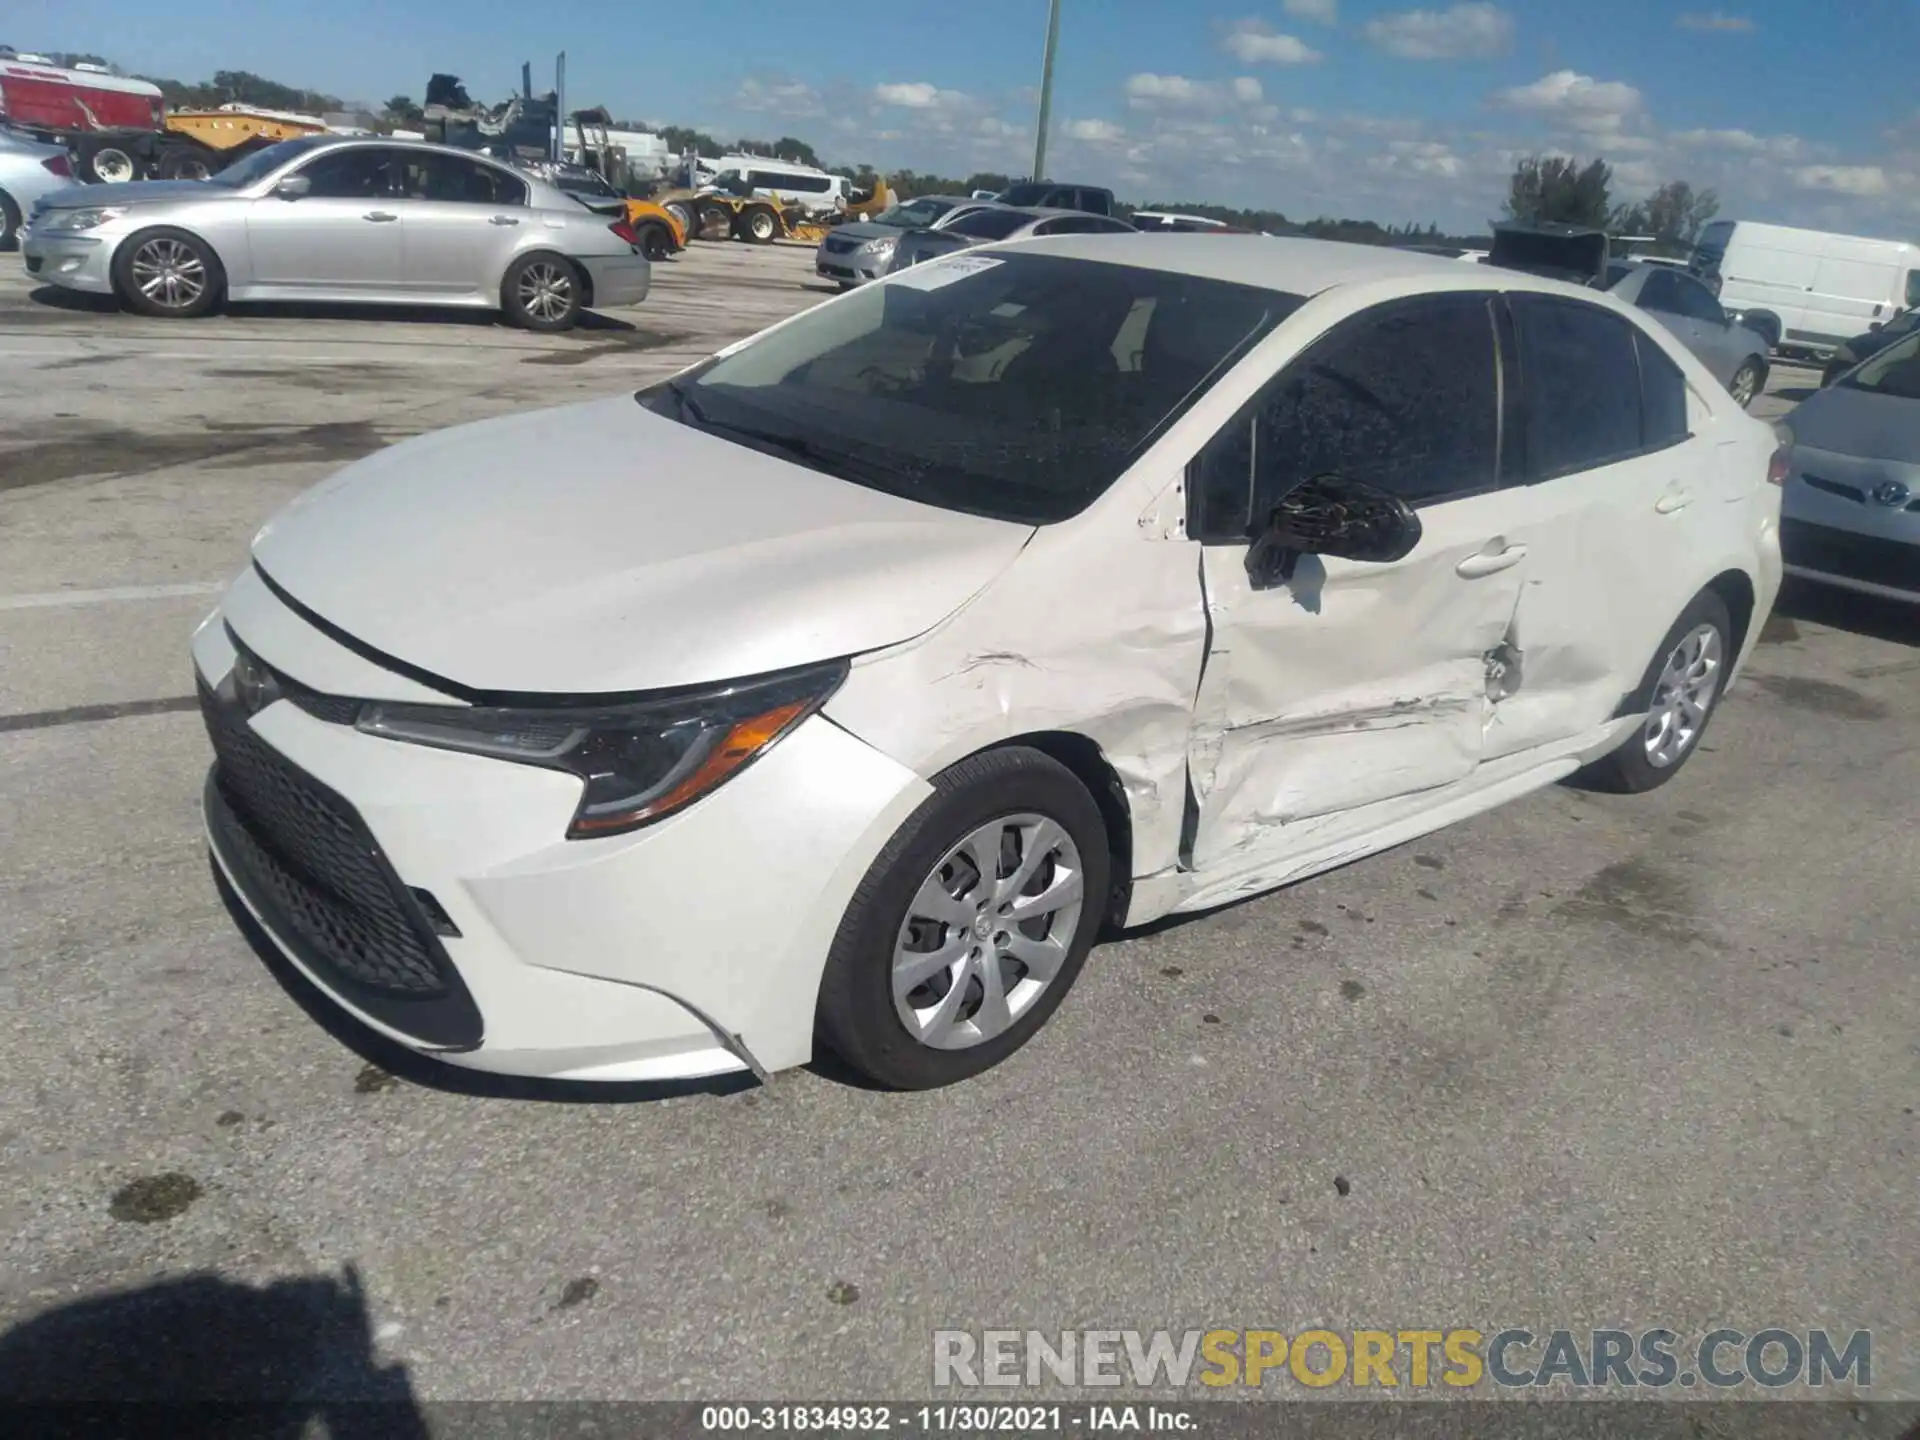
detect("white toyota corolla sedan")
(193, 236), (1784, 1091)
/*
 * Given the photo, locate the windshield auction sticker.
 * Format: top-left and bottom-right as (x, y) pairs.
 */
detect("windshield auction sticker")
(888, 256), (1006, 291)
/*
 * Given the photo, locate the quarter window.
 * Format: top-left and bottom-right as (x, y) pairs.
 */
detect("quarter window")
(1511, 295), (1645, 478)
(1636, 332), (1690, 450)
(1192, 294), (1502, 540)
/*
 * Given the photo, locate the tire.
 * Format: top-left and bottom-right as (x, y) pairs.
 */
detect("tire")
(662, 199), (694, 236)
(1578, 589), (1734, 795)
(738, 205), (778, 244)
(816, 746), (1112, 1090)
(501, 253), (582, 332)
(1728, 357), (1765, 409)
(0, 190), (19, 252)
(155, 144), (214, 181)
(695, 201), (733, 241)
(111, 227), (224, 318)
(84, 144), (139, 184)
(635, 222), (672, 262)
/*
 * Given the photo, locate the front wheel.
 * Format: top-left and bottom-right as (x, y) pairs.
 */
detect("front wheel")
(501, 253), (582, 332)
(1728, 358), (1765, 409)
(635, 222), (672, 262)
(1578, 590), (1733, 794)
(815, 747), (1111, 1090)
(112, 227), (224, 318)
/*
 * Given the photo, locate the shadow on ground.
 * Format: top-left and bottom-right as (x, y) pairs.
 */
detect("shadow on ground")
(1776, 576), (1919, 647)
(28, 285), (638, 332)
(0, 1265), (427, 1437)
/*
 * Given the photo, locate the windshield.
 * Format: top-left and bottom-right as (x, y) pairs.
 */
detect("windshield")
(209, 137), (331, 187)
(635, 252), (1301, 524)
(874, 198), (956, 229)
(944, 208), (1030, 240)
(1840, 328), (1920, 400)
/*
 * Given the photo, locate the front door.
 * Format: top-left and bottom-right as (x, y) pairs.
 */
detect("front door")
(1184, 293), (1526, 873)
(245, 146), (405, 291)
(392, 150), (532, 297)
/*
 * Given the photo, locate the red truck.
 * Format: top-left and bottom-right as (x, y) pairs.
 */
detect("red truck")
(0, 54), (166, 182)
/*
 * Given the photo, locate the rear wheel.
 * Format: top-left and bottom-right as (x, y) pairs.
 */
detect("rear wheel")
(635, 222), (672, 262)
(112, 227), (224, 318)
(1578, 590), (1733, 794)
(501, 253), (582, 332)
(1728, 358), (1765, 408)
(83, 144), (139, 184)
(695, 200), (733, 241)
(154, 144), (214, 181)
(737, 205), (779, 244)
(0, 190), (19, 251)
(816, 746), (1110, 1090)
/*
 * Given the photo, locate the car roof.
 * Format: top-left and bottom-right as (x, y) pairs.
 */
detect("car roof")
(987, 233), (1486, 293)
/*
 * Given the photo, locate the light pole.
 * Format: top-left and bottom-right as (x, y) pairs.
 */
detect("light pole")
(1031, 0), (1061, 182)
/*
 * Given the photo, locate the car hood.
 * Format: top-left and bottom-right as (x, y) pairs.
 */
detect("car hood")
(42, 178), (227, 208)
(249, 396), (1035, 696)
(824, 221), (904, 244)
(1786, 383), (1920, 466)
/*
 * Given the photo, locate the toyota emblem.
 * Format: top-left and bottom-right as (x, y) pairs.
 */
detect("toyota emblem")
(1871, 480), (1913, 508)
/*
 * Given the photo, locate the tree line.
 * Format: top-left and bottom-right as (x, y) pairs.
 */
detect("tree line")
(1504, 154), (1720, 256)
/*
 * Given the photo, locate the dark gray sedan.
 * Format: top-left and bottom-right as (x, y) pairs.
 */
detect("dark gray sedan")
(813, 194), (985, 289)
(1779, 325), (1920, 604)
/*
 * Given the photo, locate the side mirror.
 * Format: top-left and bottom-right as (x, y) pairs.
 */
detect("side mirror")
(1245, 474), (1423, 590)
(272, 174), (312, 200)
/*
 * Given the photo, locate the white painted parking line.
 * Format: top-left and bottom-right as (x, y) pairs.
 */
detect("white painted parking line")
(0, 582), (224, 612)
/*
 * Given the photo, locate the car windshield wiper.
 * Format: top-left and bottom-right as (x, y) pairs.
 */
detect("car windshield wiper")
(665, 384), (896, 481)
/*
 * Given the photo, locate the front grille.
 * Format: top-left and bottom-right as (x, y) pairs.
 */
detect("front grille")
(1780, 519), (1920, 593)
(1801, 474), (1865, 504)
(823, 235), (860, 255)
(817, 262), (855, 279)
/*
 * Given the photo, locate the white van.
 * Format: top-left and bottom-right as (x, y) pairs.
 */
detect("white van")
(708, 157), (849, 212)
(1691, 220), (1920, 359)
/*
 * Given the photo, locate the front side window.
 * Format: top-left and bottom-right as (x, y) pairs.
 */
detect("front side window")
(636, 253), (1301, 525)
(213, 137), (330, 187)
(297, 147), (398, 200)
(942, 209), (1031, 241)
(1840, 327), (1920, 399)
(874, 198), (954, 229)
(1192, 295), (1502, 541)
(1511, 295), (1645, 479)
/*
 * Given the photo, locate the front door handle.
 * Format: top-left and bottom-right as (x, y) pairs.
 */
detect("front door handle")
(1455, 543), (1528, 578)
(489, 215), (520, 226)
(363, 211), (399, 222)
(1655, 490), (1693, 514)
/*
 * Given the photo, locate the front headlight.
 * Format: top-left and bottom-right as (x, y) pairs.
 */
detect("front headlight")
(42, 206), (128, 232)
(867, 237), (897, 260)
(356, 659), (847, 839)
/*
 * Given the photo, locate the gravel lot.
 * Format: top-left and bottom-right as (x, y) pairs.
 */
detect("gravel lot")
(1, 240), (1915, 1415)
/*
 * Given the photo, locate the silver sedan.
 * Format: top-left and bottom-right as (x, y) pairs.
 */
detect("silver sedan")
(1605, 260), (1770, 407)
(887, 205), (1135, 273)
(21, 134), (649, 331)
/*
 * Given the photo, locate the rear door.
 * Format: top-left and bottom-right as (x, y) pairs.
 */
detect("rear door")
(1477, 294), (1712, 760)
(393, 151), (530, 298)
(245, 146), (405, 291)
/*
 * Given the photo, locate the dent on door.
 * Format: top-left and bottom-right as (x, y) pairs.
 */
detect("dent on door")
(1185, 510), (1527, 874)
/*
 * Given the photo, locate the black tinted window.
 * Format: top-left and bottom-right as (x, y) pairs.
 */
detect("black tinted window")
(1637, 268), (1683, 312)
(400, 153), (526, 205)
(997, 183), (1051, 207)
(297, 148), (396, 199)
(1514, 296), (1643, 478)
(1670, 275), (1724, 323)
(1194, 295), (1500, 539)
(944, 209), (1030, 240)
(1636, 332), (1689, 449)
(645, 253), (1301, 525)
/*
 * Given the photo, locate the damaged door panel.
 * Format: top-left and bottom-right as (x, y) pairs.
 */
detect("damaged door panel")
(1180, 290), (1525, 873)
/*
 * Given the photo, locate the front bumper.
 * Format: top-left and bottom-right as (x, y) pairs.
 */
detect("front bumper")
(20, 228), (116, 294)
(814, 237), (891, 285)
(577, 251), (650, 308)
(193, 590), (932, 1082)
(1779, 447), (1920, 603)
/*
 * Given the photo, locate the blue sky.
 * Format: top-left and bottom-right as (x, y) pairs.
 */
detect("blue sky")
(13, 0), (1919, 233)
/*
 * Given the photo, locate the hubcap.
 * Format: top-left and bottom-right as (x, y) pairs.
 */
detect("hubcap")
(130, 238), (206, 308)
(517, 262), (574, 322)
(1643, 622), (1722, 768)
(891, 813), (1086, 1051)
(94, 149), (135, 183)
(1731, 365), (1758, 406)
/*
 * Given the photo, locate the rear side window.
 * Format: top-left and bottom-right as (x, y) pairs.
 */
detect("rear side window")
(1637, 269), (1683, 312)
(1670, 275), (1725, 323)
(944, 209), (1030, 240)
(1636, 332), (1690, 450)
(1512, 296), (1643, 479)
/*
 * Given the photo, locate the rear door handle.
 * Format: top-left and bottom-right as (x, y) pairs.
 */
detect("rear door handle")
(1655, 491), (1693, 514)
(363, 211), (398, 222)
(490, 215), (520, 226)
(1455, 543), (1528, 578)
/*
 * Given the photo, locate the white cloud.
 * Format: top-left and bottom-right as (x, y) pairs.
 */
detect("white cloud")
(1065, 118), (1125, 143)
(1221, 19), (1324, 63)
(1492, 70), (1642, 119)
(1363, 3), (1514, 60)
(734, 77), (823, 117)
(1284, 0), (1340, 23)
(1792, 164), (1891, 198)
(1676, 11), (1755, 32)
(872, 81), (966, 109)
(1366, 139), (1464, 178)
(1124, 73), (1272, 110)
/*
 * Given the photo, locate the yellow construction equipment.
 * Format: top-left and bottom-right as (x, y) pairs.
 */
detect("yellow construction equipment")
(150, 106), (330, 180)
